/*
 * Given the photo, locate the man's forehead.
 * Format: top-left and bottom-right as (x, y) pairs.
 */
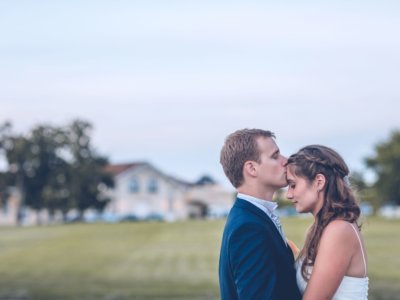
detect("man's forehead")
(267, 140), (280, 154)
(258, 136), (278, 150)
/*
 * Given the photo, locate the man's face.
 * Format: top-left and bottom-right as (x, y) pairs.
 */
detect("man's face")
(255, 137), (288, 189)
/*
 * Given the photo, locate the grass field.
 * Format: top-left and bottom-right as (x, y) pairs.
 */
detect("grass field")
(0, 217), (399, 299)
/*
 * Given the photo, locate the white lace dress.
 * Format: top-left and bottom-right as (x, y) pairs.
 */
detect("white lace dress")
(296, 224), (369, 300)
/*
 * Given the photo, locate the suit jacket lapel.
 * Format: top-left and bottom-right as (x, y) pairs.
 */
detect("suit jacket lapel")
(235, 198), (292, 259)
(234, 198), (294, 266)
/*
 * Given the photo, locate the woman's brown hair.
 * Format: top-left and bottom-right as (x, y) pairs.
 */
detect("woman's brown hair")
(286, 145), (361, 281)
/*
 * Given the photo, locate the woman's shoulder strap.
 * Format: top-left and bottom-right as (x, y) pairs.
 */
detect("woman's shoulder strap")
(349, 223), (367, 277)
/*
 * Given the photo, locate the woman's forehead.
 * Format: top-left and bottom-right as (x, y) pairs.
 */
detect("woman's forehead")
(286, 165), (298, 180)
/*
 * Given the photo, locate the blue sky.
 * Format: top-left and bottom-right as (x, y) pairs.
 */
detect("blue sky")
(1, 1), (399, 187)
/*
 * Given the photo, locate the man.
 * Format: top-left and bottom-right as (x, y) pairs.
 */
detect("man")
(219, 129), (301, 299)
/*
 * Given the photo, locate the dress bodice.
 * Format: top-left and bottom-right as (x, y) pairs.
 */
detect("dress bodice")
(295, 260), (369, 300)
(295, 223), (369, 300)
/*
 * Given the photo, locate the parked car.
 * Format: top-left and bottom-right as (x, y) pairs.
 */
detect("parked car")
(119, 214), (139, 222)
(143, 213), (164, 222)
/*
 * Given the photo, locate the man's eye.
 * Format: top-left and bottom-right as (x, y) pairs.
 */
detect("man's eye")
(290, 185), (295, 189)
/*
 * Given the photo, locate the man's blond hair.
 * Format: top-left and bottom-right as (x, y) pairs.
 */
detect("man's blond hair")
(220, 129), (275, 188)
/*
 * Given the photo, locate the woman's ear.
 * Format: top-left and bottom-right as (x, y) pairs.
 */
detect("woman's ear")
(243, 161), (258, 178)
(315, 173), (326, 191)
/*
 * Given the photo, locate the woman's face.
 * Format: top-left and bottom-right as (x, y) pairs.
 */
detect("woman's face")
(286, 166), (324, 216)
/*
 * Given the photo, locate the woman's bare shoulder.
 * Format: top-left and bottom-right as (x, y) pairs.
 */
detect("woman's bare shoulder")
(320, 220), (357, 247)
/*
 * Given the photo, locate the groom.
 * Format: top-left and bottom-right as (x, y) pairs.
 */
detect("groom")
(219, 129), (301, 299)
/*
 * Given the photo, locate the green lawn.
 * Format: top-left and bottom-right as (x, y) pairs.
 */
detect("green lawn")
(0, 217), (398, 299)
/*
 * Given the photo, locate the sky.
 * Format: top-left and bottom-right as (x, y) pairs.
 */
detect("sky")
(1, 1), (399, 188)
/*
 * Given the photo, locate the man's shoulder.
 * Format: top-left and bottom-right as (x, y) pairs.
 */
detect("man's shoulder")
(229, 198), (270, 221)
(224, 201), (268, 232)
(227, 199), (258, 219)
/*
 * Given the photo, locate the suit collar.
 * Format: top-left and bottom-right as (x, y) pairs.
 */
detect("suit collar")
(237, 193), (278, 213)
(234, 197), (269, 221)
(235, 197), (290, 249)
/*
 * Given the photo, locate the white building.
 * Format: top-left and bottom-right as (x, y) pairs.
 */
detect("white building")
(103, 162), (234, 221)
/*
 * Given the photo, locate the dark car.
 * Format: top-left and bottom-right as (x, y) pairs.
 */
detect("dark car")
(119, 214), (139, 222)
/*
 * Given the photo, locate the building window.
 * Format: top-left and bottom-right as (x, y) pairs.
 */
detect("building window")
(147, 178), (158, 194)
(128, 177), (140, 193)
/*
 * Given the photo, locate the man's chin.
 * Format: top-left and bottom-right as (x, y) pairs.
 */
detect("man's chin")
(277, 180), (288, 189)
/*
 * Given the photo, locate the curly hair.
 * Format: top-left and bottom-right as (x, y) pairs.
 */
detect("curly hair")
(286, 145), (361, 281)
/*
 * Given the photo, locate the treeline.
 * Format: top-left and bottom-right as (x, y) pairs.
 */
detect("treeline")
(1, 119), (399, 224)
(0, 120), (114, 225)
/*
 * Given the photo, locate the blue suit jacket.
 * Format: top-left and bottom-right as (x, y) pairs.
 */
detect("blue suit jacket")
(219, 198), (301, 300)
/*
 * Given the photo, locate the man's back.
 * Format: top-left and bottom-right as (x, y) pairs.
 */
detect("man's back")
(219, 198), (301, 300)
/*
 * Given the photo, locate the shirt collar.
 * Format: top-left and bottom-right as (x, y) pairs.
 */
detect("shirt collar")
(237, 192), (278, 215)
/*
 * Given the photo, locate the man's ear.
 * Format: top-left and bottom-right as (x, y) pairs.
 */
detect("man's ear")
(243, 161), (258, 178)
(315, 173), (326, 191)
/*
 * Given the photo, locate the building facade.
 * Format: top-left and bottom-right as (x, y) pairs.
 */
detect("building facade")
(103, 162), (234, 221)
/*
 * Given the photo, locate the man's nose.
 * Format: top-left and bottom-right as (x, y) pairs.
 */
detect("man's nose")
(281, 155), (288, 165)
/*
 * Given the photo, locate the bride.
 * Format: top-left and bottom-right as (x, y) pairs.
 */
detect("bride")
(285, 145), (369, 300)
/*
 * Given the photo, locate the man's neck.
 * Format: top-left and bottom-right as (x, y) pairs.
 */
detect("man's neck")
(237, 185), (275, 201)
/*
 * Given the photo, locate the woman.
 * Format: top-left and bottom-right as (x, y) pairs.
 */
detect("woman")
(286, 145), (369, 300)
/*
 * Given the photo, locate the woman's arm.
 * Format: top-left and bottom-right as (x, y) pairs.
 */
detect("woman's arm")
(302, 220), (357, 300)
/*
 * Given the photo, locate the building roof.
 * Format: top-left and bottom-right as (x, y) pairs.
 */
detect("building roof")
(104, 161), (193, 187)
(195, 175), (216, 186)
(103, 162), (148, 176)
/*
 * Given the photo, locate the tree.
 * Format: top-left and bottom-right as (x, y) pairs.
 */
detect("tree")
(365, 130), (400, 206)
(0, 122), (69, 224)
(349, 171), (379, 211)
(29, 126), (71, 222)
(0, 126), (34, 225)
(349, 171), (367, 191)
(25, 126), (70, 224)
(0, 171), (14, 215)
(0, 122), (14, 215)
(0, 119), (114, 224)
(66, 120), (114, 220)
